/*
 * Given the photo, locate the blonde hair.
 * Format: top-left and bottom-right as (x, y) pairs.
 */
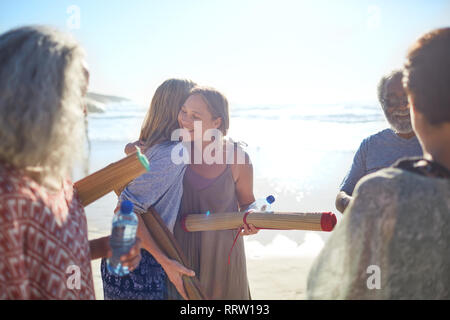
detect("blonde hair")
(189, 86), (229, 136)
(0, 26), (87, 185)
(139, 78), (196, 150)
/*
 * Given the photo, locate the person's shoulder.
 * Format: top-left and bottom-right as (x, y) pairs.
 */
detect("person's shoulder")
(144, 141), (183, 160)
(353, 166), (429, 203)
(343, 168), (404, 225)
(0, 166), (51, 225)
(0, 165), (39, 201)
(225, 139), (251, 165)
(364, 128), (394, 144)
(352, 167), (399, 200)
(356, 166), (409, 187)
(145, 140), (176, 153)
(139, 141), (187, 174)
(354, 129), (390, 151)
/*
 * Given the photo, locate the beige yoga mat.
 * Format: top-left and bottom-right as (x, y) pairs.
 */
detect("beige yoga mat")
(140, 207), (208, 300)
(74, 147), (150, 207)
(181, 211), (337, 232)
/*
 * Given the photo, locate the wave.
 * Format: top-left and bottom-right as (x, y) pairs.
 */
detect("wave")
(87, 102), (386, 142)
(231, 103), (384, 123)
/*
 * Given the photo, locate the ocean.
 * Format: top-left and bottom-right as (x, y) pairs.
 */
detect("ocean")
(82, 101), (388, 258)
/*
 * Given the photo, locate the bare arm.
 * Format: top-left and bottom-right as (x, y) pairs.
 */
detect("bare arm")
(89, 236), (142, 271)
(233, 151), (258, 236)
(233, 152), (255, 210)
(335, 191), (353, 214)
(89, 236), (110, 260)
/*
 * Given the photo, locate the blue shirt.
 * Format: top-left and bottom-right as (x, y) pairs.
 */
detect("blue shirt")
(119, 141), (186, 233)
(340, 128), (422, 195)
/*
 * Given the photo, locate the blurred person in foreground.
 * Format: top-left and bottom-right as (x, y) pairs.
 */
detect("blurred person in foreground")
(0, 26), (140, 300)
(336, 69), (422, 213)
(308, 27), (450, 299)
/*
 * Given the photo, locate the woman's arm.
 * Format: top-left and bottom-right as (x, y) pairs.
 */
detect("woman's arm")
(89, 236), (110, 260)
(235, 163), (255, 210)
(89, 236), (142, 272)
(233, 151), (258, 236)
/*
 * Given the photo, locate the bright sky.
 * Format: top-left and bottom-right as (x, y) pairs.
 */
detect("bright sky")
(1, 0), (449, 106)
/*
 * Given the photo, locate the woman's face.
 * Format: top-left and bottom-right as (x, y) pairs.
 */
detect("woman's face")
(178, 94), (221, 142)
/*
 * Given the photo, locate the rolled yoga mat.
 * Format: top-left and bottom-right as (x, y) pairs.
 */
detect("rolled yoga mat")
(74, 147), (150, 207)
(181, 211), (337, 232)
(140, 207), (208, 300)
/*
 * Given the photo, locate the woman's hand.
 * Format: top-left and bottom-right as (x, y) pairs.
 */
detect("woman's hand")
(240, 223), (259, 236)
(120, 238), (142, 272)
(105, 238), (142, 272)
(124, 140), (144, 155)
(160, 259), (195, 300)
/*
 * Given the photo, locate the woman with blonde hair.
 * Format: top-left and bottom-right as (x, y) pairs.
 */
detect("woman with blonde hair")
(101, 78), (198, 300)
(0, 26), (140, 300)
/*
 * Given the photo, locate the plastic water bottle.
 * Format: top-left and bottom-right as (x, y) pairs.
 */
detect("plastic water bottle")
(107, 200), (138, 276)
(247, 195), (275, 213)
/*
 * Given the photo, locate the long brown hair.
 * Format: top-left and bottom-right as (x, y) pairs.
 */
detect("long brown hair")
(140, 78), (196, 151)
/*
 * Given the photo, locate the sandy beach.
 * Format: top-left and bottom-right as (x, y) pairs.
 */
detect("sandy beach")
(246, 256), (317, 300)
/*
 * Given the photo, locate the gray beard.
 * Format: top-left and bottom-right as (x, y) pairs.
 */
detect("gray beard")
(384, 111), (413, 134)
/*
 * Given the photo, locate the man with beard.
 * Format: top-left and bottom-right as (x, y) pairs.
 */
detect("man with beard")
(335, 70), (422, 213)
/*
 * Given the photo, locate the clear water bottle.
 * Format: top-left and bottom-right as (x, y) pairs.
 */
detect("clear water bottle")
(107, 200), (138, 276)
(247, 195), (275, 213)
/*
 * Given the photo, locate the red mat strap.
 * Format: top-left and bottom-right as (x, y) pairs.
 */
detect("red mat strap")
(228, 211), (252, 265)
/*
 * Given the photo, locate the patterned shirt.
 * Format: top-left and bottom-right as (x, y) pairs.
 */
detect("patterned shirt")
(0, 164), (95, 299)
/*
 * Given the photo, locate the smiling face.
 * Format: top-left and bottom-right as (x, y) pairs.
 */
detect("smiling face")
(178, 93), (222, 142)
(382, 75), (413, 134)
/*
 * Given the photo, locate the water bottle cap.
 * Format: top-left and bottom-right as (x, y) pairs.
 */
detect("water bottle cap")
(266, 195), (275, 204)
(120, 200), (133, 215)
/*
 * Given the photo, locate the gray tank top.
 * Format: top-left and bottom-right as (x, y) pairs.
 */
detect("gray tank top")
(172, 164), (251, 300)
